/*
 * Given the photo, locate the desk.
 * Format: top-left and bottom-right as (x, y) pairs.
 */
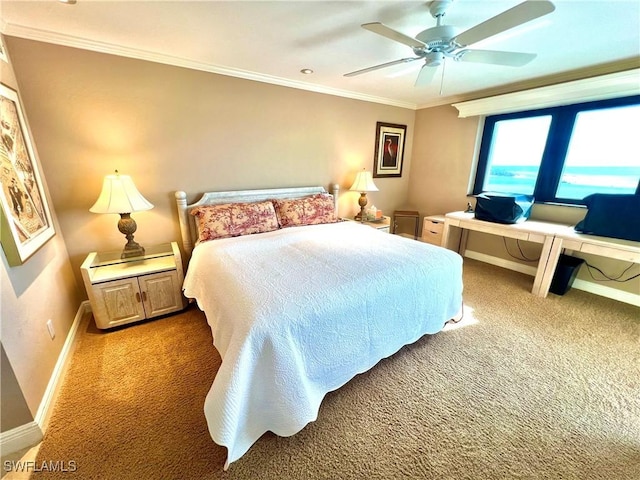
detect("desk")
(443, 212), (569, 297)
(442, 211), (640, 298)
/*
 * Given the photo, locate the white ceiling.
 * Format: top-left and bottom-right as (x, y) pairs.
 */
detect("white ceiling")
(1, 0), (639, 109)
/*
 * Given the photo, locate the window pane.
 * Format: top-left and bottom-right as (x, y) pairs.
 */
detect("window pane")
(483, 116), (552, 195)
(557, 104), (640, 199)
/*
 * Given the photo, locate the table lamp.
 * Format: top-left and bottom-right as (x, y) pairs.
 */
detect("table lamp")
(90, 170), (153, 258)
(349, 169), (379, 221)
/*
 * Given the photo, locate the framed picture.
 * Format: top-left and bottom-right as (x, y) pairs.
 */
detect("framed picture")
(0, 83), (55, 265)
(373, 122), (406, 178)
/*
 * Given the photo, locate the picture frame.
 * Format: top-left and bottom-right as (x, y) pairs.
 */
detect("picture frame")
(373, 122), (406, 178)
(0, 83), (55, 265)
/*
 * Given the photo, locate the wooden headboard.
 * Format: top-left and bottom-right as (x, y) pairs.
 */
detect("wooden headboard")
(175, 184), (340, 256)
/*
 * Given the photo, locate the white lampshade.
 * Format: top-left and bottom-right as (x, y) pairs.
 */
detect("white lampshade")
(349, 170), (379, 193)
(90, 172), (153, 214)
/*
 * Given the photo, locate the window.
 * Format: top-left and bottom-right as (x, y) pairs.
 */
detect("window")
(472, 95), (640, 205)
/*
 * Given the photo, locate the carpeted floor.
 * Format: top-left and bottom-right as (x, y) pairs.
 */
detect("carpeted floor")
(31, 259), (639, 479)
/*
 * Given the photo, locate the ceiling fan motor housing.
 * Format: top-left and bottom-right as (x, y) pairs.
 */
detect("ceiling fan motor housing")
(415, 25), (461, 52)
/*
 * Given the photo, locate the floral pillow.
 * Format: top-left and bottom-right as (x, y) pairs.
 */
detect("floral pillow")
(190, 201), (279, 242)
(273, 194), (337, 228)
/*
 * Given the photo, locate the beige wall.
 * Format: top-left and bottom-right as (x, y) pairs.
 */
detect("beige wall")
(408, 105), (480, 216)
(409, 106), (640, 297)
(0, 36), (82, 430)
(1, 345), (32, 431)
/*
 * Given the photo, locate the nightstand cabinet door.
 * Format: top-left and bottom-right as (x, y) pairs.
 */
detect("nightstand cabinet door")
(140, 271), (184, 318)
(93, 278), (147, 327)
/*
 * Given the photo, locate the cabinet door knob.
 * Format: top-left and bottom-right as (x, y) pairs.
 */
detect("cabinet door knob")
(135, 292), (141, 303)
(142, 291), (148, 302)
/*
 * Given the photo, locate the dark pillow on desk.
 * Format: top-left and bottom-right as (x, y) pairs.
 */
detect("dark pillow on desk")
(574, 194), (640, 242)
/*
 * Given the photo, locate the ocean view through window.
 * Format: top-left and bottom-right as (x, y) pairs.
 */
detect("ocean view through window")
(473, 95), (640, 205)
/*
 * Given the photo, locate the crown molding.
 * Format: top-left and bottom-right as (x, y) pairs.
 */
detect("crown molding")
(2, 22), (419, 110)
(453, 66), (640, 117)
(416, 58), (640, 111)
(5, 22), (637, 114)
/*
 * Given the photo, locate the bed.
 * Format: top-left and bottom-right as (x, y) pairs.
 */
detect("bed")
(175, 185), (464, 469)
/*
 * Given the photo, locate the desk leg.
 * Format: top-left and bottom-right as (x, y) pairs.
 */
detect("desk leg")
(459, 229), (469, 256)
(537, 237), (563, 298)
(442, 221), (453, 249)
(443, 222), (459, 251)
(442, 222), (467, 255)
(532, 235), (555, 296)
(532, 236), (562, 297)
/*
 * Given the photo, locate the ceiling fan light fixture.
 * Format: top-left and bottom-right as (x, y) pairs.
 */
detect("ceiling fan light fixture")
(415, 24), (460, 47)
(425, 51), (445, 67)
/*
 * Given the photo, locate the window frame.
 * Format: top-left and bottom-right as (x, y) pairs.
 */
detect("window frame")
(472, 94), (640, 206)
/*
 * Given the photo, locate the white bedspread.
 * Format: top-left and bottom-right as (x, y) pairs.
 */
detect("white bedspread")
(182, 221), (463, 467)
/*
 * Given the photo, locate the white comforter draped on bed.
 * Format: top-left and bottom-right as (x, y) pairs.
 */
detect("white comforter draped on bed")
(182, 221), (463, 467)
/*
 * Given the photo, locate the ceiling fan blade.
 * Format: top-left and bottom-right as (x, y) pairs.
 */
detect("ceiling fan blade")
(414, 64), (438, 87)
(454, 0), (555, 47)
(362, 22), (426, 49)
(457, 49), (536, 67)
(344, 57), (422, 77)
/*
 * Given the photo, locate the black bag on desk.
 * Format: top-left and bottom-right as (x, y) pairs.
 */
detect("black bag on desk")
(474, 192), (534, 224)
(574, 194), (640, 242)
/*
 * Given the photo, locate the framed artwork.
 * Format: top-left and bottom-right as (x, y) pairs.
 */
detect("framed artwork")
(0, 83), (55, 265)
(373, 122), (406, 178)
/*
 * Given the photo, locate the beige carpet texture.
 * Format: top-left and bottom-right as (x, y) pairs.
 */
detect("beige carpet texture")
(31, 259), (639, 479)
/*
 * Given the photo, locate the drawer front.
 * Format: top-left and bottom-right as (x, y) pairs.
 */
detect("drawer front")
(421, 229), (443, 246)
(423, 219), (444, 234)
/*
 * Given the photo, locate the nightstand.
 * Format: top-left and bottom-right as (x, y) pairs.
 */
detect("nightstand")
(343, 216), (391, 233)
(421, 215), (446, 246)
(80, 242), (187, 329)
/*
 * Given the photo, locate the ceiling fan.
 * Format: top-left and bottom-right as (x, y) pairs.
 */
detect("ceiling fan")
(344, 0), (555, 87)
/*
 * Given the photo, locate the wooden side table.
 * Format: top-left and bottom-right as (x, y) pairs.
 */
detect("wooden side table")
(80, 242), (187, 329)
(392, 210), (420, 239)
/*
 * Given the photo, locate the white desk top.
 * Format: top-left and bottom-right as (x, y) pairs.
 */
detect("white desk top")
(445, 211), (640, 262)
(445, 211), (571, 241)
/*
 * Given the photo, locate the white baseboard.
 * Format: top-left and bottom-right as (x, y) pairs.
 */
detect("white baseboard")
(35, 301), (90, 430)
(572, 279), (640, 307)
(0, 301), (90, 456)
(464, 250), (538, 276)
(464, 250), (640, 307)
(0, 422), (42, 457)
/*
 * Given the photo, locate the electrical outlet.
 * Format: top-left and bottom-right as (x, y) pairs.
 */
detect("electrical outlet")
(46, 319), (55, 340)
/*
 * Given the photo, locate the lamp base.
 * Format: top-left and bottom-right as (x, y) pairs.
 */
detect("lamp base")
(355, 193), (368, 222)
(118, 213), (146, 259)
(121, 242), (145, 259)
